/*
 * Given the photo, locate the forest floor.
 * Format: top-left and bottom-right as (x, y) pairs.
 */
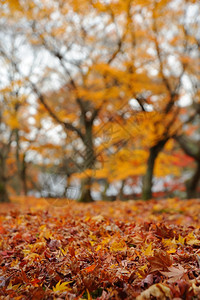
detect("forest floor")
(0, 197), (200, 299)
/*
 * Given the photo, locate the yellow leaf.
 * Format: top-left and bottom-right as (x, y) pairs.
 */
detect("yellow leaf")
(22, 249), (31, 256)
(89, 234), (97, 241)
(137, 264), (148, 278)
(11, 259), (19, 267)
(53, 281), (72, 292)
(86, 289), (92, 300)
(142, 242), (154, 256)
(162, 237), (176, 247)
(110, 240), (126, 252)
(31, 242), (46, 254)
(39, 224), (53, 239)
(162, 237), (177, 253)
(95, 245), (102, 251)
(59, 247), (67, 256)
(110, 264), (118, 269)
(7, 282), (21, 290)
(186, 232), (200, 246)
(167, 248), (176, 254)
(177, 235), (185, 245)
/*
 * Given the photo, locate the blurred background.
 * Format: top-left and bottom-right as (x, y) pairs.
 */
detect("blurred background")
(0, 0), (200, 203)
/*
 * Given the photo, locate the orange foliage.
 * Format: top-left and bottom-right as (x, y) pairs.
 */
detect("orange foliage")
(0, 198), (200, 298)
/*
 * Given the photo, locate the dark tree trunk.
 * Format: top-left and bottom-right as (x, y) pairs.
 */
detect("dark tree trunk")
(119, 179), (126, 200)
(79, 177), (94, 202)
(102, 179), (109, 200)
(0, 156), (10, 203)
(21, 154), (28, 196)
(142, 140), (167, 200)
(79, 122), (95, 202)
(175, 135), (200, 199)
(186, 162), (200, 199)
(142, 148), (158, 200)
(15, 129), (21, 195)
(0, 180), (9, 203)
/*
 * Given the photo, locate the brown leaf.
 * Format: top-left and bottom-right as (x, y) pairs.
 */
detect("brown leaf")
(141, 274), (154, 288)
(155, 224), (174, 239)
(148, 250), (173, 272)
(68, 246), (75, 257)
(161, 265), (186, 282)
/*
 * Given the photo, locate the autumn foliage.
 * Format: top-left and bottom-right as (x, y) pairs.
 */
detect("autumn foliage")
(1, 1), (200, 299)
(1, 198), (200, 299)
(0, 0), (199, 202)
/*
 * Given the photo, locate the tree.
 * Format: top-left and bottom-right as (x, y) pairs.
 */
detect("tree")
(176, 134), (200, 198)
(175, 104), (200, 198)
(0, 15), (38, 200)
(4, 0), (200, 202)
(21, 0), (134, 201)
(173, 0), (200, 197)
(91, 0), (188, 199)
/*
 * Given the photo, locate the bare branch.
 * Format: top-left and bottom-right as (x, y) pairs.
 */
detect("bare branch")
(31, 83), (84, 141)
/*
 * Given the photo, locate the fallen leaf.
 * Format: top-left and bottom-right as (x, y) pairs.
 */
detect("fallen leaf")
(86, 288), (92, 300)
(161, 265), (186, 282)
(83, 264), (97, 273)
(155, 224), (174, 239)
(142, 242), (154, 256)
(185, 232), (200, 246)
(110, 240), (126, 252)
(53, 281), (72, 292)
(177, 235), (185, 245)
(136, 283), (172, 299)
(148, 250), (172, 272)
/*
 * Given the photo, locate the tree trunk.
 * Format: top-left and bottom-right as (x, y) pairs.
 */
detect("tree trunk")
(0, 156), (10, 203)
(79, 177), (94, 202)
(186, 162), (200, 199)
(79, 123), (95, 202)
(119, 179), (126, 200)
(21, 153), (28, 196)
(15, 129), (21, 195)
(142, 140), (167, 200)
(102, 180), (109, 200)
(0, 179), (9, 203)
(142, 148), (158, 200)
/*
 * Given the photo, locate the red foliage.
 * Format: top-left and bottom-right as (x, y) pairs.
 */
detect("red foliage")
(0, 198), (200, 299)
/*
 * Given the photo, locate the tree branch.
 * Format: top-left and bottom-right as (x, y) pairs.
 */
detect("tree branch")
(31, 83), (84, 141)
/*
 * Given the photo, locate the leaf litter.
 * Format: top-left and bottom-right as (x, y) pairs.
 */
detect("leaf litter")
(0, 197), (200, 299)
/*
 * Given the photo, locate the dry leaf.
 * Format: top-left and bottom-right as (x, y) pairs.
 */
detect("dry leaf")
(136, 283), (172, 300)
(148, 250), (173, 272)
(161, 265), (186, 282)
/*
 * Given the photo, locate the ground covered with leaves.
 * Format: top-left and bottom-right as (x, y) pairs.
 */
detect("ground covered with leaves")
(0, 198), (200, 299)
